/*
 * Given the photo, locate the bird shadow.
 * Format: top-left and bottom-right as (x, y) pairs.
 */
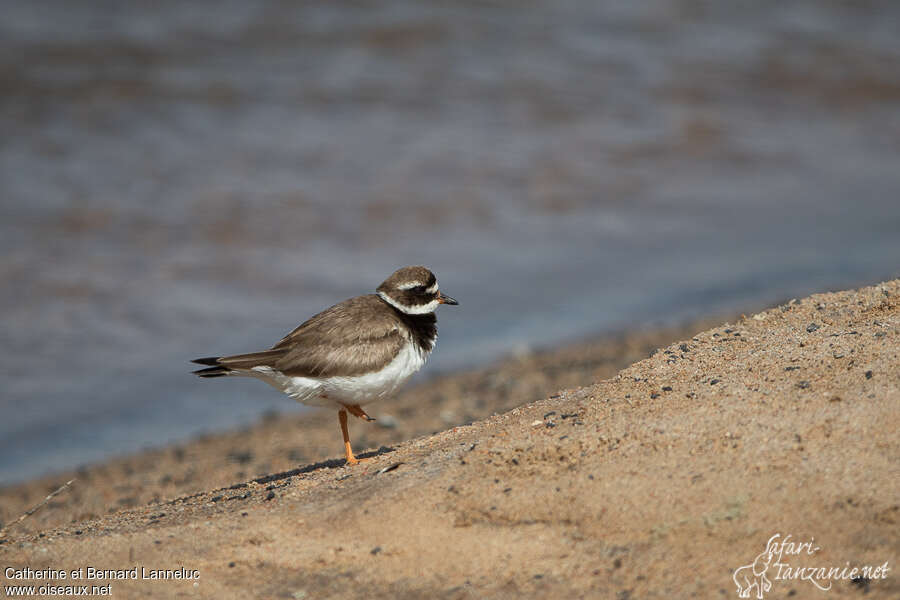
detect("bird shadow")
(230, 445), (397, 488)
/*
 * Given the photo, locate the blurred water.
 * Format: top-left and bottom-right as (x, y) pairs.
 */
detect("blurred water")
(2, 0), (899, 483)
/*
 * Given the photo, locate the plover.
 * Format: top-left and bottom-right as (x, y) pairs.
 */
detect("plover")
(191, 266), (457, 465)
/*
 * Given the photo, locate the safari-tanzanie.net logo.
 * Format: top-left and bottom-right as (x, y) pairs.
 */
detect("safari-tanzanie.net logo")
(732, 533), (890, 598)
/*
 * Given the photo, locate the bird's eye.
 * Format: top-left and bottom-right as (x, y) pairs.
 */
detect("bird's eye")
(411, 285), (426, 293)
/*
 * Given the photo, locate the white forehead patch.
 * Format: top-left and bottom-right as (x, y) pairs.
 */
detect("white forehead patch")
(397, 280), (438, 292)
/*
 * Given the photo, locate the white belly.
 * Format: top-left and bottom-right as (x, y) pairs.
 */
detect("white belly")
(248, 342), (428, 407)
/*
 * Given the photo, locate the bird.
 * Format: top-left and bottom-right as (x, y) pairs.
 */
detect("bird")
(191, 266), (458, 465)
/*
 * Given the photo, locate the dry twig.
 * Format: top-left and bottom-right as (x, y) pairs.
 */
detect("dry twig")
(0, 479), (75, 539)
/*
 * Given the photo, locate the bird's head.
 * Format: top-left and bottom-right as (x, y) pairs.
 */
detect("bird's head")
(376, 266), (458, 315)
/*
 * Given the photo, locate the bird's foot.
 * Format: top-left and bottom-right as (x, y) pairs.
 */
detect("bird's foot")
(344, 404), (376, 422)
(344, 454), (369, 466)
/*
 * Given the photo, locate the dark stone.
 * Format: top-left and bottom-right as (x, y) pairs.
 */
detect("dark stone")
(851, 576), (871, 592)
(227, 450), (254, 465)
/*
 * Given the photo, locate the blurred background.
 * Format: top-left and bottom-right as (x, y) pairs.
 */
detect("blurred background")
(2, 0), (899, 484)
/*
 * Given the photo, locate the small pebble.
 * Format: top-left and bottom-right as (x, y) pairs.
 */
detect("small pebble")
(376, 415), (397, 429)
(806, 323), (819, 333)
(377, 463), (403, 474)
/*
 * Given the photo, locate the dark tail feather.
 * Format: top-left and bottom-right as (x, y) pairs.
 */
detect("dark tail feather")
(192, 349), (285, 377)
(191, 356), (231, 378)
(192, 356), (222, 366)
(193, 366), (231, 378)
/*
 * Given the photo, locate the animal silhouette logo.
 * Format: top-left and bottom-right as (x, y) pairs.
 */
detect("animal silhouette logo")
(733, 544), (776, 599)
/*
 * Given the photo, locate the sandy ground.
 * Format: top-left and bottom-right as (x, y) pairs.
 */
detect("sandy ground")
(1, 281), (898, 599)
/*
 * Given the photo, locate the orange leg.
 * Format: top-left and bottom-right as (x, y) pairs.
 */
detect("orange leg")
(344, 404), (376, 422)
(338, 408), (362, 465)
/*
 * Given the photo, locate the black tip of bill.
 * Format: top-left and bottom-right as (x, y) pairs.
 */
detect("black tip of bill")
(438, 292), (459, 306)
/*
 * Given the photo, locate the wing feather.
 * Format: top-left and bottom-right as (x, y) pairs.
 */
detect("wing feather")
(271, 295), (407, 378)
(199, 295), (407, 378)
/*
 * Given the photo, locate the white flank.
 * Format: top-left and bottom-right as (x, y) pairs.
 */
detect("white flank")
(247, 341), (429, 408)
(378, 291), (440, 315)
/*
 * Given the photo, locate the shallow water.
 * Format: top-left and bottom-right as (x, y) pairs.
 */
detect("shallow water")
(2, 0), (899, 484)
